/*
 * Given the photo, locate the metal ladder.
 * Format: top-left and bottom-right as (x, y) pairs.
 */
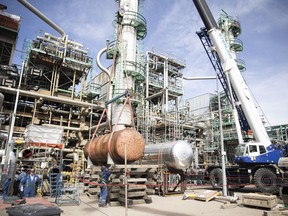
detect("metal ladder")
(49, 149), (63, 197)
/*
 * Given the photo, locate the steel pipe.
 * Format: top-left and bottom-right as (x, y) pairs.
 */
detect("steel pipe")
(0, 86), (103, 109)
(18, 0), (66, 37)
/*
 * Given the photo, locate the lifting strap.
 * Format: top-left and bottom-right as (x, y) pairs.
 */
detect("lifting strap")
(107, 95), (135, 161)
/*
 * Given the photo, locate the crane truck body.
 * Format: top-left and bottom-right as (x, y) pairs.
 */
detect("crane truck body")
(193, 0), (288, 194)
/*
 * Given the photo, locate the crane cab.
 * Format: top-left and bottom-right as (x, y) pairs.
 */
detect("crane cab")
(235, 143), (267, 157)
(234, 142), (283, 164)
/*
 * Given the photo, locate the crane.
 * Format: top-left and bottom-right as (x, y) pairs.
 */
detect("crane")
(192, 0), (287, 194)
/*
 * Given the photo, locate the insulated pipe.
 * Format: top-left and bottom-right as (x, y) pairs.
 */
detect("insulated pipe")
(96, 47), (112, 121)
(0, 151), (17, 196)
(145, 51), (150, 99)
(18, 149), (33, 159)
(183, 76), (216, 80)
(0, 86), (103, 109)
(17, 0), (66, 37)
(61, 148), (82, 153)
(7, 151), (16, 179)
(0, 149), (4, 187)
(0, 93), (4, 108)
(96, 47), (111, 81)
(42, 124), (82, 132)
(0, 149), (4, 157)
(145, 91), (164, 101)
(89, 122), (109, 131)
(66, 153), (78, 162)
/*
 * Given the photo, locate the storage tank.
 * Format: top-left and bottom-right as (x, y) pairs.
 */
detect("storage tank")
(143, 140), (193, 171)
(84, 127), (145, 165)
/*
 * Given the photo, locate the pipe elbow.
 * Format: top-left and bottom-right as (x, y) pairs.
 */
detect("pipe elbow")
(96, 47), (111, 81)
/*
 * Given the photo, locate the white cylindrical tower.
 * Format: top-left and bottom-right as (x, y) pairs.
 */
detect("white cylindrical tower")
(218, 12), (245, 72)
(112, 0), (146, 131)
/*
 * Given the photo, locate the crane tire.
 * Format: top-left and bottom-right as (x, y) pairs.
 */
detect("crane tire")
(254, 168), (279, 194)
(209, 168), (223, 188)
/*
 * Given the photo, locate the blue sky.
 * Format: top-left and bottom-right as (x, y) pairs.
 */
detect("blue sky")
(2, 0), (288, 126)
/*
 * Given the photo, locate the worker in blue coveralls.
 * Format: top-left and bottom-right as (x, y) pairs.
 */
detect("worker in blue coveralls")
(20, 168), (41, 197)
(17, 167), (27, 198)
(98, 165), (111, 207)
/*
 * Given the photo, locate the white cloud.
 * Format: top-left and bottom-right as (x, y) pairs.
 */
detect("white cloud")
(247, 65), (288, 125)
(52, 0), (116, 43)
(143, 0), (288, 126)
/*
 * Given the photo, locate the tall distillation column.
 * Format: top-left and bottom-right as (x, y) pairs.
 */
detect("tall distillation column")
(113, 0), (136, 130)
(112, 0), (144, 131)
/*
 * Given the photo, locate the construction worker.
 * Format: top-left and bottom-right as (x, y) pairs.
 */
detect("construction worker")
(98, 165), (111, 207)
(41, 167), (50, 196)
(20, 168), (41, 197)
(17, 167), (27, 198)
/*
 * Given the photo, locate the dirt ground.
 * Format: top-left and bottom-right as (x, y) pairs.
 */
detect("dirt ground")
(58, 190), (277, 216)
(1, 188), (284, 216)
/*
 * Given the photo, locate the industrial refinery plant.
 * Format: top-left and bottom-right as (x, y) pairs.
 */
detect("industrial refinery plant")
(0, 0), (287, 214)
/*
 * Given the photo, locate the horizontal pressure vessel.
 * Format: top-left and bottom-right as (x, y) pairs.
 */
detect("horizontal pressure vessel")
(144, 140), (193, 171)
(84, 128), (145, 165)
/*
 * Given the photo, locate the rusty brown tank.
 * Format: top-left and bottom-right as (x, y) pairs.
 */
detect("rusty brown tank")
(84, 128), (145, 165)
